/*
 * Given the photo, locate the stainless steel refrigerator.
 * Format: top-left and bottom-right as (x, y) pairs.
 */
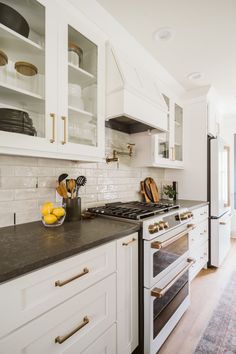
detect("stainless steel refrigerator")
(208, 135), (231, 267)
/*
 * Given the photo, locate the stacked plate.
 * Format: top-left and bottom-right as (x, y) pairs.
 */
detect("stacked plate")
(0, 108), (37, 136)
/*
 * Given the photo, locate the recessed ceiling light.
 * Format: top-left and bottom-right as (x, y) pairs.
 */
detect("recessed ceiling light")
(153, 27), (175, 42)
(187, 72), (204, 80)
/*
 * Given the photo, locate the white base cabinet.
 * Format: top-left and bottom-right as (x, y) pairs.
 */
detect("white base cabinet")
(117, 234), (139, 354)
(0, 233), (139, 354)
(189, 206), (209, 281)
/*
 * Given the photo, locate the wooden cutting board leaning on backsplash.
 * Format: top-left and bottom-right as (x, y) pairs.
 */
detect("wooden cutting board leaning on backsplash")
(140, 177), (159, 203)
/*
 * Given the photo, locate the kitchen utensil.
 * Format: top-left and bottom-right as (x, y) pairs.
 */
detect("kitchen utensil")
(58, 173), (68, 184)
(68, 42), (83, 67)
(15, 62), (38, 76)
(63, 197), (81, 222)
(144, 177), (153, 202)
(67, 179), (76, 199)
(149, 178), (159, 203)
(59, 182), (68, 199)
(140, 181), (151, 203)
(56, 185), (64, 198)
(75, 176), (87, 197)
(0, 3), (30, 38)
(0, 50), (8, 66)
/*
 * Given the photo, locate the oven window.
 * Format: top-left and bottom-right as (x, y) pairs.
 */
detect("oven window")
(153, 272), (188, 339)
(153, 234), (188, 277)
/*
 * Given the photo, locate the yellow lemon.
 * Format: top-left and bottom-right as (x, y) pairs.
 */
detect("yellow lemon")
(43, 214), (58, 225)
(52, 207), (65, 218)
(41, 202), (54, 216)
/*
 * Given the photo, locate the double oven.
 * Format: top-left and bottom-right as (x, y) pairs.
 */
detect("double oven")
(142, 209), (195, 354)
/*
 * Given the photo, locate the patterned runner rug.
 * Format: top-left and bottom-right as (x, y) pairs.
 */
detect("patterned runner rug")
(194, 271), (236, 354)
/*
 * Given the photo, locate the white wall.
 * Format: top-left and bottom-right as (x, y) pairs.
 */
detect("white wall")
(220, 115), (236, 235)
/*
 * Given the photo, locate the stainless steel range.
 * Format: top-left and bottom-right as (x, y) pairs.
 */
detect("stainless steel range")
(88, 201), (196, 354)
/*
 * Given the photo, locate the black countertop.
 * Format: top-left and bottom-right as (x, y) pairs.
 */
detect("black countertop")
(0, 199), (208, 284)
(171, 199), (209, 210)
(0, 218), (140, 284)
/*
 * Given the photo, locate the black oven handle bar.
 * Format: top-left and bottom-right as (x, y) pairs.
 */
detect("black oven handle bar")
(151, 224), (196, 250)
(151, 258), (196, 298)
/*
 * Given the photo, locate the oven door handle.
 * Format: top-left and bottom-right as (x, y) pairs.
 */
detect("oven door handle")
(151, 258), (196, 298)
(151, 224), (196, 249)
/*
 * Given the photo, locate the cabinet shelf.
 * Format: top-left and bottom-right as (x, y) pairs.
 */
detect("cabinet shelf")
(0, 82), (44, 113)
(68, 63), (96, 87)
(68, 105), (94, 118)
(0, 23), (44, 56)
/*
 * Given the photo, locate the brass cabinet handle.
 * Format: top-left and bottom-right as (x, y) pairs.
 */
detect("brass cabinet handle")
(151, 258), (196, 298)
(151, 224), (196, 249)
(61, 116), (67, 145)
(220, 221), (226, 225)
(50, 113), (56, 143)
(55, 316), (89, 344)
(122, 237), (136, 246)
(55, 267), (89, 287)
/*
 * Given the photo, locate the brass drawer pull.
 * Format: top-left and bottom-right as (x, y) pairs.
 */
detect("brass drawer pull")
(151, 258), (196, 298)
(61, 116), (67, 145)
(55, 316), (89, 344)
(151, 224), (196, 249)
(55, 267), (89, 287)
(50, 113), (56, 143)
(220, 221), (226, 225)
(122, 237), (136, 246)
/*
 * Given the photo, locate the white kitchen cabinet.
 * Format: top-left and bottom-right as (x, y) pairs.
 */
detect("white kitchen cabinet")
(0, 233), (139, 354)
(189, 206), (209, 281)
(0, 0), (105, 161)
(0, 274), (116, 354)
(116, 233), (139, 354)
(131, 95), (184, 169)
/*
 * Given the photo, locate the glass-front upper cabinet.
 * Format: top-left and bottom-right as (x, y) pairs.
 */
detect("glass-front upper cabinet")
(0, 0), (57, 153)
(157, 94), (170, 160)
(173, 103), (183, 163)
(58, 9), (105, 159)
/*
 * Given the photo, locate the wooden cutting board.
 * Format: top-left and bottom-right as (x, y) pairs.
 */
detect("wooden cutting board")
(143, 177), (159, 203)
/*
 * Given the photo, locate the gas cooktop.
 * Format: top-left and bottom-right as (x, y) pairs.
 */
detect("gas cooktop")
(88, 201), (180, 220)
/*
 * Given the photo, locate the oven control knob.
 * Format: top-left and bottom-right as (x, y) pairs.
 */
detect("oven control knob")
(187, 212), (192, 218)
(148, 224), (159, 234)
(158, 221), (165, 230)
(163, 222), (169, 229)
(180, 213), (188, 220)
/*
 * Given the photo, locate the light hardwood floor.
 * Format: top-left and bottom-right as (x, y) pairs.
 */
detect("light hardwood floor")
(158, 239), (236, 354)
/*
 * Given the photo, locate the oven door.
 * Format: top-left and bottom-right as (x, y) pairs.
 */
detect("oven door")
(144, 224), (195, 288)
(144, 258), (194, 354)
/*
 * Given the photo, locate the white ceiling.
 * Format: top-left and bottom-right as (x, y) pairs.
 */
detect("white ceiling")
(97, 0), (236, 115)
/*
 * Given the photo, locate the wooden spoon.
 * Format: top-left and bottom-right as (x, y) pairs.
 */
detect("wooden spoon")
(67, 179), (76, 199)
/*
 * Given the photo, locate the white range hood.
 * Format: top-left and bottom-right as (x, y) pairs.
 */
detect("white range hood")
(105, 45), (168, 134)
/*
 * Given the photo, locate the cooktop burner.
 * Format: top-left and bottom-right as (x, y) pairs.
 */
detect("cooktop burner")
(88, 201), (180, 220)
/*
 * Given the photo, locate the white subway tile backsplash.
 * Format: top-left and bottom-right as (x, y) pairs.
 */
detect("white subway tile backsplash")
(0, 129), (166, 228)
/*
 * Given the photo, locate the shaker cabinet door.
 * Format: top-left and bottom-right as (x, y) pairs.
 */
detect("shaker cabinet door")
(0, 0), (58, 155)
(56, 4), (105, 160)
(117, 233), (139, 354)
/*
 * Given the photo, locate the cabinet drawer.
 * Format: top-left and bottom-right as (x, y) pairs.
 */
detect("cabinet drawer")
(189, 220), (208, 251)
(0, 241), (116, 338)
(83, 324), (116, 354)
(192, 205), (208, 224)
(190, 241), (208, 281)
(0, 274), (116, 354)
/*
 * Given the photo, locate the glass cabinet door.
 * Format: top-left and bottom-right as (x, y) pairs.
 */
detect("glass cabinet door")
(157, 94), (170, 160)
(67, 25), (98, 148)
(58, 10), (105, 159)
(174, 103), (183, 162)
(0, 0), (57, 152)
